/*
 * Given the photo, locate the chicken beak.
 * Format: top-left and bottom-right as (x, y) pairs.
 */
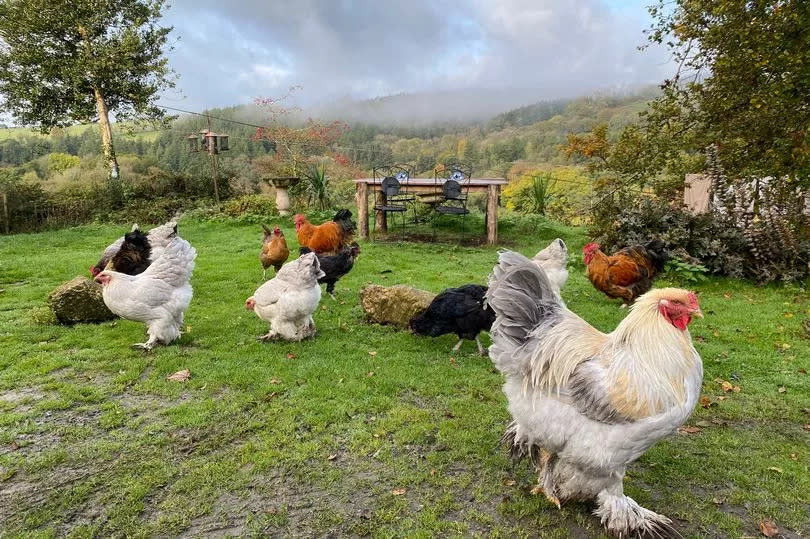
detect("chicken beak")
(692, 307), (704, 319)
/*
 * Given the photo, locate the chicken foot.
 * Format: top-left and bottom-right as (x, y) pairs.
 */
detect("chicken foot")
(257, 330), (279, 342)
(594, 479), (679, 538)
(530, 449), (561, 509)
(452, 339), (464, 352)
(132, 335), (158, 351)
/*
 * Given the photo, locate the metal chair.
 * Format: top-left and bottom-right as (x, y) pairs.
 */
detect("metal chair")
(372, 164), (415, 235)
(432, 163), (472, 238)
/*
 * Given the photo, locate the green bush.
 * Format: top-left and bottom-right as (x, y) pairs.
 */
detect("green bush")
(221, 194), (278, 218)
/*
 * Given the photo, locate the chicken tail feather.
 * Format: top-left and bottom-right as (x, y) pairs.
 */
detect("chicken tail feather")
(486, 250), (563, 353)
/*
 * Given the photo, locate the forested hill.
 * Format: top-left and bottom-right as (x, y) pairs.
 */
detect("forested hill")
(0, 90), (654, 179)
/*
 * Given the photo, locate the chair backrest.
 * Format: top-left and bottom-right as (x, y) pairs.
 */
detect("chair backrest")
(442, 179), (463, 200)
(381, 176), (401, 196)
(435, 162), (472, 203)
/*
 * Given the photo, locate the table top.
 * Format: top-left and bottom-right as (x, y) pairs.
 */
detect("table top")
(355, 177), (508, 186)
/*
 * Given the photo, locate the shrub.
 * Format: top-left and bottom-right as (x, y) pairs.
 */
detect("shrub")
(221, 194), (278, 218)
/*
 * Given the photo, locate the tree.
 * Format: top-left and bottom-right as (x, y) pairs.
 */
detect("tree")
(0, 0), (175, 179)
(644, 0), (810, 185)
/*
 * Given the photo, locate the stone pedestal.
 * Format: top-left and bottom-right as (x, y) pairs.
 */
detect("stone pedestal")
(265, 177), (300, 216)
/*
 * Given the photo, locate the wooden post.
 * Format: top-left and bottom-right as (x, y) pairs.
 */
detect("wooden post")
(375, 190), (387, 232)
(207, 114), (220, 205)
(486, 184), (499, 245)
(1, 192), (8, 234)
(356, 181), (369, 240)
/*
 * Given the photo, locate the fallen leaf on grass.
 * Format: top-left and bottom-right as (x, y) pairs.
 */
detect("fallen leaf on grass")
(723, 293), (732, 299)
(9, 441), (19, 451)
(712, 497), (723, 505)
(695, 420), (711, 427)
(286, 353), (296, 359)
(700, 396), (712, 408)
(803, 424), (810, 431)
(449, 357), (458, 368)
(799, 368), (807, 375)
(263, 392), (278, 402)
(502, 479), (516, 486)
(391, 488), (407, 496)
(789, 453), (798, 461)
(716, 396), (727, 401)
(367, 371), (375, 377)
(167, 369), (190, 382)
(368, 351), (377, 357)
(270, 378), (280, 384)
(721, 381), (733, 392)
(677, 426), (701, 435)
(778, 386), (786, 393)
(767, 466), (783, 474)
(759, 519), (778, 537)
(327, 454), (338, 461)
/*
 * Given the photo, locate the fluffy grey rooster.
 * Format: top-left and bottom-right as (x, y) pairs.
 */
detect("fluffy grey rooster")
(486, 250), (703, 537)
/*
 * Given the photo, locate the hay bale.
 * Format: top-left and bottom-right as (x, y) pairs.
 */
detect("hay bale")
(359, 284), (435, 328)
(48, 276), (116, 324)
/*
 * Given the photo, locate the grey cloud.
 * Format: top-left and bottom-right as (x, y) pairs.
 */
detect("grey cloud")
(162, 0), (671, 113)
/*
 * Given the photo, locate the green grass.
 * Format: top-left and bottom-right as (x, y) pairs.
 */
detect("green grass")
(0, 216), (808, 537)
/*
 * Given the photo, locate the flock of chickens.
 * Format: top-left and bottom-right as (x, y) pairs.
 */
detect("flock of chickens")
(87, 212), (704, 538)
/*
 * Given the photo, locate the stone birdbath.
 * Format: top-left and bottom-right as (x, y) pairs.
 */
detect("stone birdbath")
(264, 176), (301, 216)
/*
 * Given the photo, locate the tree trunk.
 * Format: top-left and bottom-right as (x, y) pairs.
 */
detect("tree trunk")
(94, 87), (119, 180)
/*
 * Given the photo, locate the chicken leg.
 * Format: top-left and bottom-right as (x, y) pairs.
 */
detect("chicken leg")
(530, 449), (561, 509)
(451, 338), (464, 352)
(594, 474), (678, 537)
(475, 336), (488, 356)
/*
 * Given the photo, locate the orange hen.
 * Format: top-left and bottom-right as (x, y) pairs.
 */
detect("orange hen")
(294, 209), (355, 255)
(583, 240), (668, 304)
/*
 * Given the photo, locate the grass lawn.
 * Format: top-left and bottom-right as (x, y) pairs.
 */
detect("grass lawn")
(1, 216), (808, 538)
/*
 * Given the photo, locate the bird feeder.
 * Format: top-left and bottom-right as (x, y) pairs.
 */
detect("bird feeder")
(186, 134), (200, 152)
(217, 133), (229, 152)
(203, 132), (218, 153)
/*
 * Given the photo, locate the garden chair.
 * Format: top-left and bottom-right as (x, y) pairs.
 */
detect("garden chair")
(432, 163), (473, 239)
(371, 164), (415, 234)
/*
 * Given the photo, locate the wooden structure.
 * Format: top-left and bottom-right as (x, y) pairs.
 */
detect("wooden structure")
(355, 178), (507, 245)
(684, 173), (712, 214)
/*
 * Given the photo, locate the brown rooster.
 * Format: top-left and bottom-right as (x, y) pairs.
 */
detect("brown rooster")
(294, 209), (355, 255)
(583, 240), (668, 305)
(260, 224), (290, 280)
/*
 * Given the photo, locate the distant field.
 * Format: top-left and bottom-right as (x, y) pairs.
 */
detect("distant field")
(0, 124), (160, 142)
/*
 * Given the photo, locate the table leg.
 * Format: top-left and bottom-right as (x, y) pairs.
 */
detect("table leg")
(357, 182), (369, 240)
(375, 191), (387, 232)
(486, 184), (498, 245)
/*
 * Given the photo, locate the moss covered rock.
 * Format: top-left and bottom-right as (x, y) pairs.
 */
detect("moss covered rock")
(48, 277), (116, 324)
(359, 284), (435, 328)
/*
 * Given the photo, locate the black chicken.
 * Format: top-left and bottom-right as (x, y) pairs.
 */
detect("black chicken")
(409, 284), (496, 356)
(299, 242), (361, 299)
(108, 229), (152, 275)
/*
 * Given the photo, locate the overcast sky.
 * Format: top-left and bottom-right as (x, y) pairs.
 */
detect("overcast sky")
(160, 0), (671, 112)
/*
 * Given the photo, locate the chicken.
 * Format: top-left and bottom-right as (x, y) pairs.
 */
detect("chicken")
(245, 252), (325, 341)
(94, 237), (196, 350)
(531, 238), (569, 294)
(486, 251), (703, 537)
(90, 220), (178, 277)
(260, 224), (290, 279)
(107, 228), (152, 275)
(294, 209), (355, 255)
(583, 239), (668, 305)
(299, 242), (361, 300)
(409, 284), (496, 356)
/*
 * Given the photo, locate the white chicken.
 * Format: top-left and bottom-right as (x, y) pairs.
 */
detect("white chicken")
(531, 238), (568, 294)
(90, 220), (179, 277)
(486, 250), (703, 537)
(245, 252), (325, 341)
(94, 237), (196, 350)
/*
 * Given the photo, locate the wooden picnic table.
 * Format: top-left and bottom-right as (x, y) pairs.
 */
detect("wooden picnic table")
(354, 178), (508, 245)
